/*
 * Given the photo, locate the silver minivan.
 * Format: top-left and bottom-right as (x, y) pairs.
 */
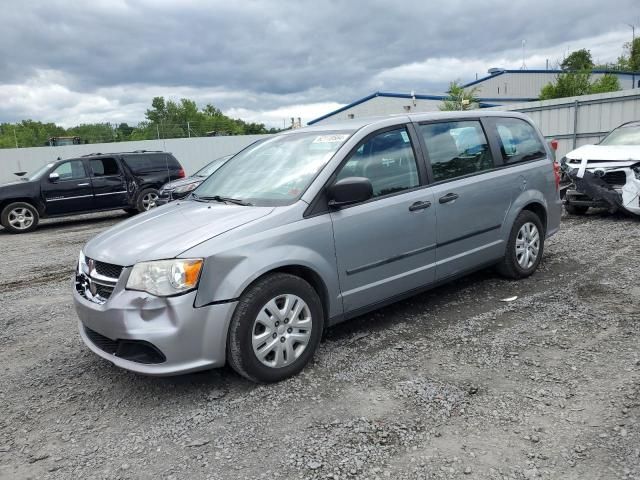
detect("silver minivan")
(74, 112), (562, 383)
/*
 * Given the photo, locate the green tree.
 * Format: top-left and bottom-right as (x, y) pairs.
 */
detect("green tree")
(561, 49), (594, 71)
(440, 81), (480, 111)
(589, 73), (622, 94)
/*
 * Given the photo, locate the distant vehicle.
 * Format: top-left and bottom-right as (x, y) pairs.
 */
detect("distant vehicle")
(0, 151), (184, 233)
(74, 111), (561, 383)
(157, 155), (232, 205)
(46, 136), (83, 147)
(562, 121), (640, 216)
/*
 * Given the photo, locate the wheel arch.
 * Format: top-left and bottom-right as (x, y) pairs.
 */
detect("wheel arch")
(520, 201), (547, 234)
(0, 198), (45, 216)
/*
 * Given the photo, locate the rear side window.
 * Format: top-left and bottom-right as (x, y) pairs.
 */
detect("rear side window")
(494, 118), (546, 164)
(52, 160), (87, 180)
(90, 158), (120, 176)
(124, 154), (181, 173)
(336, 127), (420, 198)
(419, 121), (494, 182)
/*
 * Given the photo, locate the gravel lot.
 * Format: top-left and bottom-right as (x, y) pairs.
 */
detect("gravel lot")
(1, 209), (639, 480)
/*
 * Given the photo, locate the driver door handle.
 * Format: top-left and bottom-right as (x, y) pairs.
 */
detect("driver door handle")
(408, 200), (431, 211)
(77, 183), (90, 186)
(439, 193), (459, 204)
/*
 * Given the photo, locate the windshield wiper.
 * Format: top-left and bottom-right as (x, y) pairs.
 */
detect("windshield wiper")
(192, 193), (252, 206)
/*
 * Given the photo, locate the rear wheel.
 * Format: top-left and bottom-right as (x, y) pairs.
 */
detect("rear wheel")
(496, 210), (544, 280)
(1, 202), (40, 234)
(135, 188), (159, 212)
(564, 203), (589, 215)
(227, 273), (323, 383)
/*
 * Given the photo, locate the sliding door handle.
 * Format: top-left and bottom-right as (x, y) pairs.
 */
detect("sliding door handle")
(438, 193), (459, 204)
(77, 183), (90, 186)
(408, 200), (431, 211)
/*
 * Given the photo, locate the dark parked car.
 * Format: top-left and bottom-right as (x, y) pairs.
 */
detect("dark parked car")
(157, 155), (231, 205)
(0, 151), (184, 233)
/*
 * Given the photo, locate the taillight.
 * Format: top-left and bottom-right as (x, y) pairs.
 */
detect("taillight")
(178, 168), (186, 178)
(552, 161), (561, 191)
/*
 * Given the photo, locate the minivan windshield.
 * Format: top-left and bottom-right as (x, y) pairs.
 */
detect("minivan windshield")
(599, 124), (640, 146)
(193, 130), (352, 206)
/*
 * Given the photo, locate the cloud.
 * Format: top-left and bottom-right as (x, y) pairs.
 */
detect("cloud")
(0, 0), (637, 127)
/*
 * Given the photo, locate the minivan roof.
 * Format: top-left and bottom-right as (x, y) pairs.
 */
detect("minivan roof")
(286, 110), (532, 134)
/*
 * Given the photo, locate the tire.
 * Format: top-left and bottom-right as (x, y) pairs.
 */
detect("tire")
(123, 208), (138, 216)
(1, 202), (40, 234)
(135, 188), (159, 212)
(564, 203), (589, 215)
(227, 273), (324, 383)
(496, 210), (544, 280)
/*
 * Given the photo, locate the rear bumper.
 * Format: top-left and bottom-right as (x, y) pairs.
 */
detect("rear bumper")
(74, 282), (238, 376)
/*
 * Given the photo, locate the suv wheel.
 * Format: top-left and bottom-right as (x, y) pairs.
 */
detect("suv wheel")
(496, 210), (544, 279)
(136, 188), (159, 212)
(564, 203), (589, 215)
(1, 202), (40, 234)
(227, 273), (323, 383)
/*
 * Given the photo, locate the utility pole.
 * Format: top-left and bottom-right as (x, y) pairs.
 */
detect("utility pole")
(156, 124), (160, 140)
(13, 127), (18, 148)
(187, 121), (191, 138)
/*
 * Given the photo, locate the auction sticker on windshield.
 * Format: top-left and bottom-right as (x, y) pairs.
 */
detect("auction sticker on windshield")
(312, 134), (349, 144)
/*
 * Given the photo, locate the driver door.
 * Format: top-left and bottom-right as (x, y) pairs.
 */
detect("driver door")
(329, 126), (437, 313)
(42, 159), (94, 215)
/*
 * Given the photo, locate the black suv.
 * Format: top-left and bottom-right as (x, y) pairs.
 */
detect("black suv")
(0, 151), (184, 233)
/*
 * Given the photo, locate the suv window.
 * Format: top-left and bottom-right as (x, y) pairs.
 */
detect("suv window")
(124, 154), (179, 173)
(90, 158), (120, 176)
(495, 118), (546, 164)
(336, 127), (419, 198)
(52, 160), (87, 181)
(420, 121), (494, 182)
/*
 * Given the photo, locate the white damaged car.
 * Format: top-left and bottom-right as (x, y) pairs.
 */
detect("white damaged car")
(563, 121), (640, 216)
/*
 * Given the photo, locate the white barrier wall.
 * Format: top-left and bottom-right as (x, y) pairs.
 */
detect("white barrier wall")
(488, 89), (640, 158)
(0, 134), (269, 185)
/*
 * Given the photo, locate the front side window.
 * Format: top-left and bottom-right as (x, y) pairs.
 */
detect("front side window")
(336, 127), (420, 198)
(90, 158), (120, 176)
(494, 118), (546, 163)
(195, 131), (353, 206)
(52, 160), (87, 181)
(420, 121), (494, 182)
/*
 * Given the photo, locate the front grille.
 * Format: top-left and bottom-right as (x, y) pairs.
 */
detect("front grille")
(602, 171), (627, 186)
(95, 283), (115, 299)
(84, 326), (166, 364)
(94, 260), (124, 279)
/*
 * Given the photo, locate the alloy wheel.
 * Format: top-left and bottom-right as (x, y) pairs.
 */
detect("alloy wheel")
(8, 207), (34, 230)
(142, 192), (158, 210)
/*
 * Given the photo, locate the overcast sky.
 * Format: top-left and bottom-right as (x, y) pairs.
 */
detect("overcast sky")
(0, 0), (638, 128)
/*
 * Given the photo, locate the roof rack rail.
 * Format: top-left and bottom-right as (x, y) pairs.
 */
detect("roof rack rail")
(130, 150), (164, 153)
(81, 152), (103, 157)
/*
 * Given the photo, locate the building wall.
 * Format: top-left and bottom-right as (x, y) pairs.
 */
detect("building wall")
(467, 71), (638, 100)
(310, 95), (515, 125)
(0, 135), (268, 185)
(488, 88), (640, 158)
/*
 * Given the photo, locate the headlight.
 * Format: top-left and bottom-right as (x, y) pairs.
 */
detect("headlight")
(173, 182), (199, 195)
(78, 250), (89, 274)
(126, 259), (203, 297)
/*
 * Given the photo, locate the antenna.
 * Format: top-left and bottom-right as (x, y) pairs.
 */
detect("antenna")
(520, 40), (527, 70)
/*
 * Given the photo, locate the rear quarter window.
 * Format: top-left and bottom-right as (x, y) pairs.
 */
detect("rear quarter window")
(494, 118), (546, 164)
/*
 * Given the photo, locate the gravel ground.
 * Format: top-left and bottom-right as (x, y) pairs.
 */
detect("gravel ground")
(0, 209), (639, 480)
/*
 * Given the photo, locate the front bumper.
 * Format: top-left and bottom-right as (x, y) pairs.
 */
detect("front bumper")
(564, 167), (640, 215)
(73, 275), (238, 376)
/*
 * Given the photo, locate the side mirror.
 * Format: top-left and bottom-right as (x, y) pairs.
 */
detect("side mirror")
(49, 172), (60, 182)
(327, 177), (373, 208)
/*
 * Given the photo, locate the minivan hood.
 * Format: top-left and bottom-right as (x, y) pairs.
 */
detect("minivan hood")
(84, 201), (274, 265)
(566, 144), (640, 165)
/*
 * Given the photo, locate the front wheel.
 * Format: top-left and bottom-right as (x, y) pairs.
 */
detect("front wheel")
(227, 273), (324, 383)
(496, 210), (544, 279)
(1, 202), (40, 234)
